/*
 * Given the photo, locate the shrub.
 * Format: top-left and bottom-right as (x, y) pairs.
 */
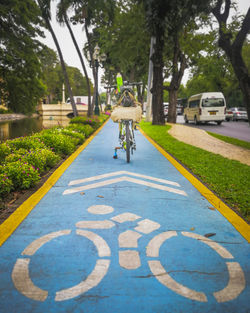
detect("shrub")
(0, 143), (11, 163)
(2, 161), (40, 190)
(6, 136), (46, 151)
(70, 116), (101, 129)
(5, 148), (60, 174)
(68, 124), (94, 138)
(46, 127), (85, 145)
(0, 172), (13, 197)
(33, 133), (76, 156)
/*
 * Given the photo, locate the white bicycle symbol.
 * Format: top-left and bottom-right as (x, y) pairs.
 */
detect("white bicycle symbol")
(12, 205), (245, 303)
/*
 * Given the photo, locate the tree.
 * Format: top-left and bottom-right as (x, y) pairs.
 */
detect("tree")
(70, 0), (115, 114)
(212, 0), (250, 122)
(37, 0), (78, 116)
(38, 46), (94, 103)
(141, 0), (211, 124)
(98, 0), (150, 102)
(0, 0), (46, 113)
(57, 0), (92, 116)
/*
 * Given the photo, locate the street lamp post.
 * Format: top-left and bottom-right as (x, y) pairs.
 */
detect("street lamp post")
(88, 44), (106, 116)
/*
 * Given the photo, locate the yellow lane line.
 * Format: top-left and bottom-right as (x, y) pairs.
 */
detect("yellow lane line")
(0, 118), (109, 246)
(140, 128), (250, 243)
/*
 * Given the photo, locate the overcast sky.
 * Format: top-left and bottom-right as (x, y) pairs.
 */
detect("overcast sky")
(39, 1), (250, 90)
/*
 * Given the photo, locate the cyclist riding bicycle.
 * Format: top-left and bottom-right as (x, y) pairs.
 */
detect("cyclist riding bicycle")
(110, 74), (142, 162)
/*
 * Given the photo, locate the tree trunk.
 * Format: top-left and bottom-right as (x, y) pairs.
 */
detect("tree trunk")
(42, 14), (78, 117)
(151, 31), (165, 125)
(64, 14), (92, 117)
(212, 1), (250, 124)
(167, 35), (187, 123)
(85, 23), (96, 115)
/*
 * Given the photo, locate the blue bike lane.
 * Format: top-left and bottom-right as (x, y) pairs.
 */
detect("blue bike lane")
(0, 119), (249, 313)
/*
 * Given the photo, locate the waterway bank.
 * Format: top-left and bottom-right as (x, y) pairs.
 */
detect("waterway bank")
(0, 113), (38, 121)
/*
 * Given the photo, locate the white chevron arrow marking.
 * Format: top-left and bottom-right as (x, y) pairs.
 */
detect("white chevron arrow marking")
(63, 176), (187, 196)
(68, 171), (180, 187)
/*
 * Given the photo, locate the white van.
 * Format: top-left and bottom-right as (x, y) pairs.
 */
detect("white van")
(184, 92), (226, 125)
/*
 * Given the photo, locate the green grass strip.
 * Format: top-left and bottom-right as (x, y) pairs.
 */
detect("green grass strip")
(207, 131), (250, 150)
(140, 121), (250, 222)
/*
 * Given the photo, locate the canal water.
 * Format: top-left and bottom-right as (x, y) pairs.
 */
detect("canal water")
(0, 116), (70, 142)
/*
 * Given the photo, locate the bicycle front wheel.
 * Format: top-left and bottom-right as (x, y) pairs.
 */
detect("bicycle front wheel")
(125, 122), (130, 163)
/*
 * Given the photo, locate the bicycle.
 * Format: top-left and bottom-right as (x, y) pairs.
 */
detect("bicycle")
(107, 82), (143, 163)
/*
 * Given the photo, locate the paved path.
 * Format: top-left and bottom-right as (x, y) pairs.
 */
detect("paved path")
(169, 123), (250, 166)
(0, 120), (249, 313)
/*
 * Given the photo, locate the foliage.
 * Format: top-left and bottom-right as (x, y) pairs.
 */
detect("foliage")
(0, 116), (107, 199)
(212, 1), (250, 121)
(0, 143), (11, 164)
(98, 1), (150, 86)
(1, 161), (40, 190)
(60, 129), (85, 144)
(5, 148), (60, 174)
(6, 137), (46, 152)
(207, 132), (250, 150)
(140, 121), (250, 221)
(38, 45), (94, 104)
(0, 0), (46, 113)
(70, 116), (101, 129)
(68, 124), (94, 138)
(33, 132), (76, 156)
(0, 172), (13, 197)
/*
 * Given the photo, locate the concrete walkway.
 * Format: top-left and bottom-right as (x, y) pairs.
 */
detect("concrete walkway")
(0, 119), (249, 313)
(168, 123), (250, 166)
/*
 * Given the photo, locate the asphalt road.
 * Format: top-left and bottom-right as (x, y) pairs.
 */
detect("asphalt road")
(176, 116), (250, 142)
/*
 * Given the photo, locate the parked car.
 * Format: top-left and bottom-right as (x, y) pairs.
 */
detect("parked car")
(163, 102), (183, 117)
(230, 107), (248, 121)
(225, 109), (234, 121)
(176, 104), (183, 115)
(163, 102), (169, 117)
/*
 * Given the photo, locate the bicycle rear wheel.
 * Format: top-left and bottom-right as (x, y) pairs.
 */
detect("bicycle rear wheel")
(125, 122), (130, 163)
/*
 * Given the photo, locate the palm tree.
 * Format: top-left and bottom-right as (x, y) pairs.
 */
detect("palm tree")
(37, 0), (78, 116)
(57, 0), (92, 116)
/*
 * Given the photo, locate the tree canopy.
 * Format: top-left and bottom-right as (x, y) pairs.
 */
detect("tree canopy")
(0, 0), (46, 113)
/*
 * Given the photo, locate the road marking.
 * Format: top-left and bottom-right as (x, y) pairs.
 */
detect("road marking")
(69, 171), (180, 187)
(12, 228), (112, 302)
(134, 219), (161, 234)
(87, 205), (114, 214)
(146, 231), (246, 303)
(55, 259), (110, 301)
(75, 220), (115, 229)
(182, 232), (234, 259)
(22, 230), (71, 256)
(111, 212), (141, 223)
(148, 260), (208, 302)
(119, 250), (141, 270)
(119, 230), (142, 248)
(12, 258), (48, 302)
(146, 231), (177, 257)
(63, 176), (187, 196)
(213, 262), (246, 302)
(76, 229), (111, 257)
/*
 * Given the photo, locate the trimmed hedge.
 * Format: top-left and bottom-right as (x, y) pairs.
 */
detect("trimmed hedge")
(0, 114), (109, 198)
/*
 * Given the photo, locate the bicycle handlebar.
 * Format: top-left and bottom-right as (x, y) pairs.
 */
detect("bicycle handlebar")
(104, 82), (143, 90)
